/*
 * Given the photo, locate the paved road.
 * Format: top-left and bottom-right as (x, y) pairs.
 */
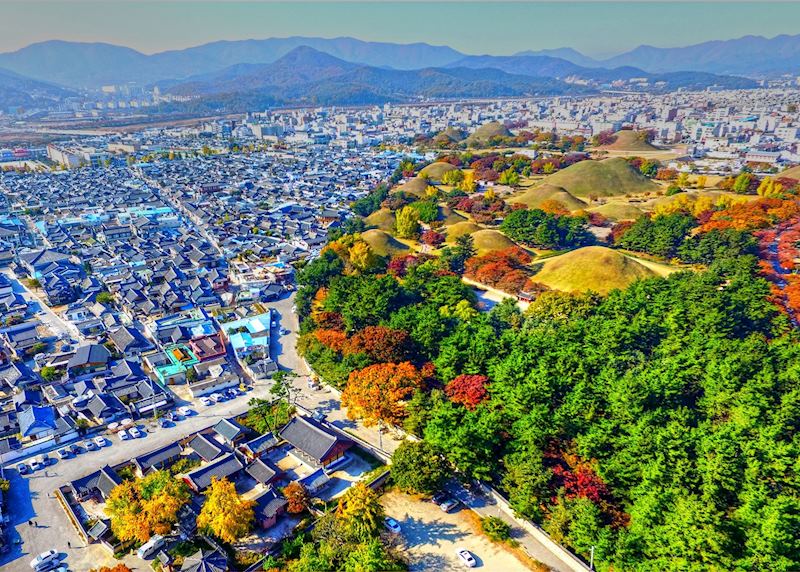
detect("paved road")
(1, 268), (82, 342)
(1, 292), (574, 572)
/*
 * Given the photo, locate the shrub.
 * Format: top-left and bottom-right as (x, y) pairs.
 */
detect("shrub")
(481, 516), (512, 542)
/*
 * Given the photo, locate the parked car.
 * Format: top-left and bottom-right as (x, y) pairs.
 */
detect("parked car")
(31, 458), (44, 471)
(281, 328), (290, 335)
(29, 550), (59, 570)
(84, 440), (98, 451)
(199, 396), (212, 406)
(455, 548), (476, 568)
(68, 444), (82, 455)
(431, 491), (448, 505)
(210, 392), (224, 403)
(159, 418), (172, 428)
(439, 498), (460, 513)
(384, 517), (401, 534)
(177, 406), (192, 416)
(57, 448), (70, 459)
(93, 436), (106, 447)
(118, 429), (130, 441)
(119, 417), (133, 427)
(129, 427), (143, 438)
(16, 463), (31, 475)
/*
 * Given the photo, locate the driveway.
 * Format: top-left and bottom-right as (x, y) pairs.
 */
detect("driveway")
(381, 490), (532, 571)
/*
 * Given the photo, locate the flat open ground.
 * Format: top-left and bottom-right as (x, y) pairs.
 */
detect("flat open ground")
(381, 490), (534, 571)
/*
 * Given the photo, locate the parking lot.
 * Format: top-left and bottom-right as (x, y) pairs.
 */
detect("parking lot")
(381, 490), (532, 571)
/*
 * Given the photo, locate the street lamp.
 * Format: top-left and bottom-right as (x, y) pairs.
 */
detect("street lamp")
(590, 545), (595, 571)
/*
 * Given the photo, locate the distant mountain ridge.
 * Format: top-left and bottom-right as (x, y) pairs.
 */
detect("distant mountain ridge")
(0, 37), (463, 88)
(517, 34), (800, 77)
(448, 55), (757, 91)
(164, 46), (588, 108)
(0, 66), (75, 109)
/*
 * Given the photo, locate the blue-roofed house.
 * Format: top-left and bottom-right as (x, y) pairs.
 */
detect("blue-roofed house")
(18, 405), (57, 439)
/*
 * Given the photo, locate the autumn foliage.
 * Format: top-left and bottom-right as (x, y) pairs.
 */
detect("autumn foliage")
(342, 361), (425, 426)
(699, 198), (800, 232)
(464, 247), (534, 294)
(343, 325), (413, 362)
(283, 481), (311, 514)
(197, 476), (256, 543)
(445, 374), (490, 410)
(106, 471), (191, 543)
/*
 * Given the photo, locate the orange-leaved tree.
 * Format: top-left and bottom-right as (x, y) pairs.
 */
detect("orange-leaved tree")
(341, 361), (424, 427)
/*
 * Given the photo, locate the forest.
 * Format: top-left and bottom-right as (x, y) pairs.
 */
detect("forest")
(294, 224), (800, 570)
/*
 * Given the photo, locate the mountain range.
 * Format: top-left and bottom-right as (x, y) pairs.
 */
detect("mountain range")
(0, 32), (798, 91)
(161, 46), (590, 108)
(519, 34), (800, 77)
(0, 32), (795, 111)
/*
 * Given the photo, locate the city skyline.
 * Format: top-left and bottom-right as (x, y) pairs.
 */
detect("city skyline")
(2, 1), (799, 57)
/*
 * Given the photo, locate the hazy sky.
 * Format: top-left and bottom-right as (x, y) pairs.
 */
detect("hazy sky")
(2, 1), (799, 58)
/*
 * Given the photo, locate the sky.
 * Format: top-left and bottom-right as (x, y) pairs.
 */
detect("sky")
(2, 1), (799, 58)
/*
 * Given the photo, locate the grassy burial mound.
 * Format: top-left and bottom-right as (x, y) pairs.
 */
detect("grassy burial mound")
(433, 126), (466, 145)
(364, 208), (396, 231)
(445, 221), (482, 242)
(471, 229), (518, 254)
(601, 130), (660, 152)
(780, 165), (800, 180)
(466, 121), (512, 146)
(361, 229), (410, 257)
(540, 157), (658, 198)
(509, 183), (587, 211)
(438, 205), (467, 225)
(393, 176), (430, 199)
(531, 246), (657, 294)
(587, 202), (646, 221)
(419, 161), (458, 182)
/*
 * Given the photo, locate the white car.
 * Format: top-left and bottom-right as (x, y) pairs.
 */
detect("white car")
(178, 406), (192, 416)
(384, 517), (401, 534)
(210, 392), (224, 402)
(16, 462), (31, 475)
(29, 550), (59, 570)
(93, 436), (106, 447)
(129, 427), (143, 438)
(30, 458), (44, 471)
(118, 429), (130, 441)
(84, 440), (98, 451)
(455, 548), (476, 568)
(57, 448), (70, 459)
(200, 396), (212, 406)
(120, 417), (133, 427)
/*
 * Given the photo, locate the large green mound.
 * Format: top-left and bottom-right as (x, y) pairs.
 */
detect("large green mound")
(780, 165), (800, 180)
(471, 229), (517, 253)
(445, 221), (482, 242)
(588, 202), (645, 221)
(540, 158), (658, 198)
(361, 229), (410, 257)
(394, 176), (430, 198)
(435, 126), (466, 143)
(601, 130), (660, 152)
(364, 208), (396, 231)
(532, 246), (656, 294)
(466, 121), (512, 146)
(419, 161), (458, 181)
(509, 184), (587, 211)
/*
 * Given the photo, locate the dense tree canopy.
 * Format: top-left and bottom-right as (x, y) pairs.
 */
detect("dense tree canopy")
(501, 208), (594, 249)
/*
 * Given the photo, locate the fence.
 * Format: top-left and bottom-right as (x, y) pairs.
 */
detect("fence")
(55, 486), (90, 544)
(477, 482), (593, 572)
